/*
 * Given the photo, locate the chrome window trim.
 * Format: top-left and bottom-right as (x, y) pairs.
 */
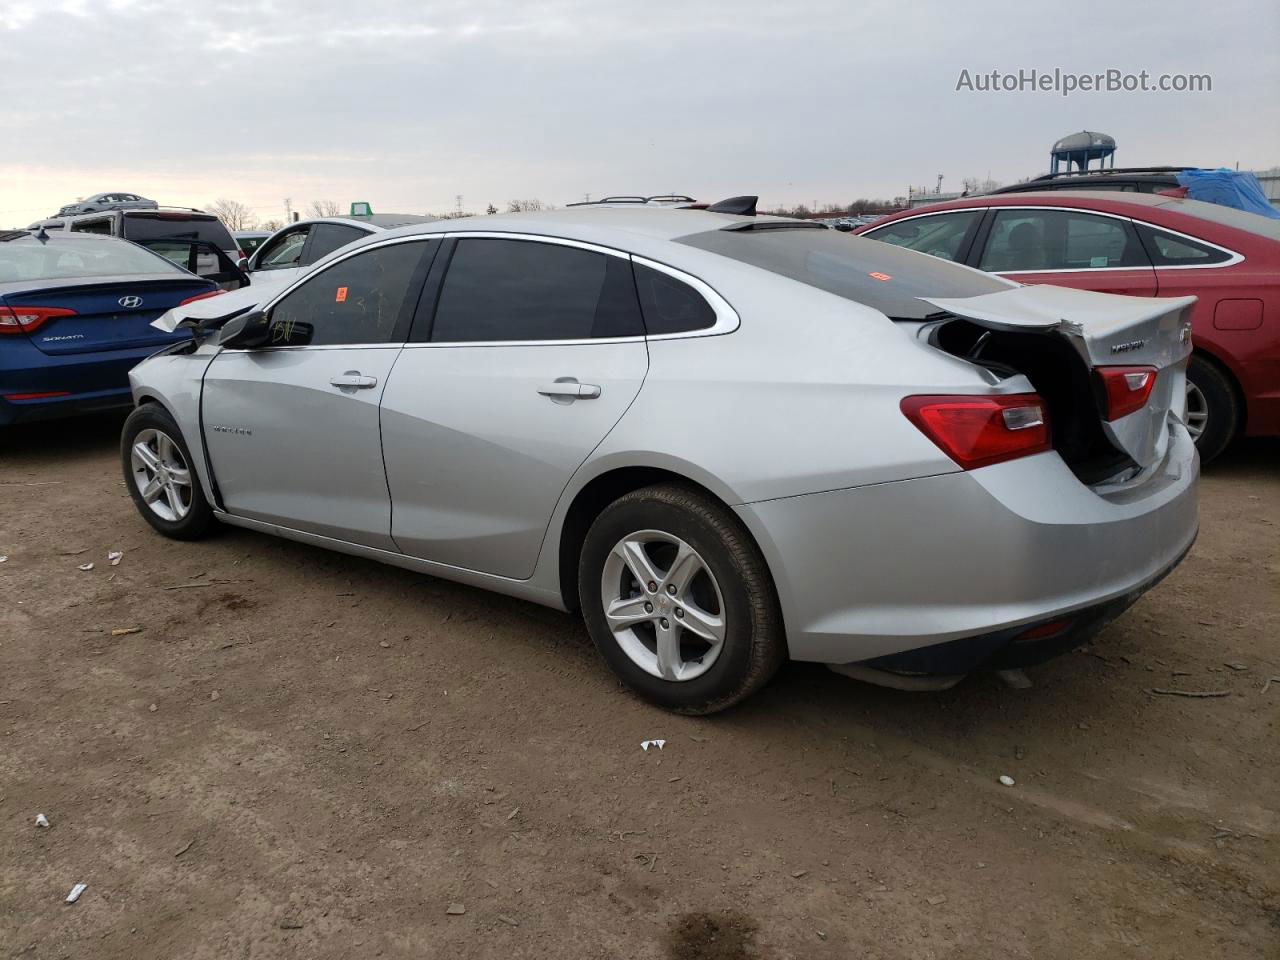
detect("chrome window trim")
(975, 204), (1245, 273)
(241, 230), (740, 352)
(629, 254), (740, 339)
(868, 204), (1245, 273)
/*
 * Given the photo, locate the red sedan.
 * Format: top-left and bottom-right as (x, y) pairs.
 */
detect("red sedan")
(856, 191), (1280, 461)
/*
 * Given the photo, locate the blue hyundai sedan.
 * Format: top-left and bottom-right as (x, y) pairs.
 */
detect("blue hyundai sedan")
(0, 230), (223, 425)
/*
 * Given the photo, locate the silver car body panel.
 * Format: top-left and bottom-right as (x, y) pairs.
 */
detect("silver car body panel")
(382, 339), (649, 578)
(127, 207), (1200, 667)
(201, 346), (402, 550)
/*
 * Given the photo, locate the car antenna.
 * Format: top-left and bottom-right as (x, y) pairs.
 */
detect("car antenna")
(33, 225), (50, 244)
(705, 195), (759, 216)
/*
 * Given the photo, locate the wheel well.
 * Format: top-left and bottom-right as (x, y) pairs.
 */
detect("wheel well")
(557, 467), (740, 612)
(1191, 347), (1246, 428)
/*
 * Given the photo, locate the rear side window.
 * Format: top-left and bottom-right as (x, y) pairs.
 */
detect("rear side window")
(429, 238), (644, 342)
(978, 210), (1147, 271)
(268, 240), (433, 346)
(1135, 224), (1234, 266)
(633, 263), (716, 334)
(71, 218), (112, 235)
(304, 223), (371, 265)
(864, 211), (981, 263)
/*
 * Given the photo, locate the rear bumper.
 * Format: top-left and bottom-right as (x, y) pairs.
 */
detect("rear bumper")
(735, 421), (1199, 666)
(0, 387), (132, 425)
(860, 533), (1193, 675)
(0, 341), (163, 426)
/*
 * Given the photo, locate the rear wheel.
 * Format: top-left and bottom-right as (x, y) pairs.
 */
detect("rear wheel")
(121, 405), (217, 540)
(579, 484), (785, 714)
(1186, 355), (1238, 464)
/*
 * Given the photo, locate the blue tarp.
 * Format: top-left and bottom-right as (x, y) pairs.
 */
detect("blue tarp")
(1177, 168), (1280, 219)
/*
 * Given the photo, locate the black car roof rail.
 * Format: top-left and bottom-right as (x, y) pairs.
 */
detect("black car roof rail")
(0, 230), (29, 242)
(565, 195), (697, 207)
(1030, 166), (1194, 181)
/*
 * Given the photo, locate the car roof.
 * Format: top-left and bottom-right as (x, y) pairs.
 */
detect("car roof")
(378, 207), (797, 244)
(871, 190), (1280, 242)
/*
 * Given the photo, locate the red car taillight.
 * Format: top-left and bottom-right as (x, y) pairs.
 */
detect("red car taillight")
(178, 290), (227, 307)
(1095, 366), (1157, 421)
(0, 305), (77, 334)
(901, 394), (1051, 470)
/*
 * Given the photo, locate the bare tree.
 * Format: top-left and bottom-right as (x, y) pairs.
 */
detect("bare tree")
(260, 218), (285, 232)
(507, 199), (547, 213)
(307, 199), (341, 218)
(485, 203), (498, 215)
(207, 198), (255, 231)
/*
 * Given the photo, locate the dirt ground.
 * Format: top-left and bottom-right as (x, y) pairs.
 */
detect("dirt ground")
(1, 413), (1277, 960)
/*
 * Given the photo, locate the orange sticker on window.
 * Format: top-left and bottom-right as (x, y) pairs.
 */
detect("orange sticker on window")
(335, 286), (348, 302)
(869, 272), (892, 282)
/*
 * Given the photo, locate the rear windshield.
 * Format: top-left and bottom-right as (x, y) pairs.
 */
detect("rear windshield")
(1151, 197), (1280, 242)
(676, 226), (1011, 320)
(0, 237), (187, 282)
(122, 212), (237, 250)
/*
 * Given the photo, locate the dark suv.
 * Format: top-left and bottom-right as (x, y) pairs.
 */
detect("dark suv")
(985, 167), (1191, 197)
(28, 208), (248, 290)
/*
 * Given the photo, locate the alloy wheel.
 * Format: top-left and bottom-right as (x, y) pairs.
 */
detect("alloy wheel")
(600, 530), (727, 682)
(1185, 380), (1208, 440)
(130, 428), (193, 522)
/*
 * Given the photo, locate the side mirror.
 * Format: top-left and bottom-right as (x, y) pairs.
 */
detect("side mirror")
(217, 310), (313, 348)
(217, 309), (271, 348)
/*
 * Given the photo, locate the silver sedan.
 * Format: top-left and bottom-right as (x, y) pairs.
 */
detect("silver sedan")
(121, 203), (1199, 713)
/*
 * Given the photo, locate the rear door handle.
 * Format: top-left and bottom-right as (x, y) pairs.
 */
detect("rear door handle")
(330, 372), (378, 389)
(538, 380), (601, 401)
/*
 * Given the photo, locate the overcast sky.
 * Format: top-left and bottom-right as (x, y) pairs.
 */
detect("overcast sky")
(2, 0), (1277, 225)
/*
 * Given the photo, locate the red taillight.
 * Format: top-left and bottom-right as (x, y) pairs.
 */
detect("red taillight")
(0, 305), (77, 334)
(178, 290), (227, 307)
(901, 394), (1051, 470)
(1096, 366), (1157, 421)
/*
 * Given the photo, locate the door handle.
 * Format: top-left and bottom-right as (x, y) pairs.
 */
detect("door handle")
(538, 379), (601, 401)
(330, 372), (378, 389)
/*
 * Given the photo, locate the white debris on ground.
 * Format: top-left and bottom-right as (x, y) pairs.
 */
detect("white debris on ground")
(641, 739), (666, 751)
(65, 883), (87, 904)
(35, 813), (49, 828)
(999, 775), (1016, 787)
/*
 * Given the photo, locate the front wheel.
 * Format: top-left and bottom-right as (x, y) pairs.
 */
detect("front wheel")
(579, 484), (785, 714)
(120, 405), (217, 540)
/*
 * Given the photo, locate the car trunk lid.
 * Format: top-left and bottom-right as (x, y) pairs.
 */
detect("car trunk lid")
(921, 285), (1195, 473)
(2, 276), (217, 356)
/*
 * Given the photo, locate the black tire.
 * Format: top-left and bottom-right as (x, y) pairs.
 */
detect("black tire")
(1187, 354), (1239, 465)
(579, 483), (785, 715)
(120, 404), (217, 540)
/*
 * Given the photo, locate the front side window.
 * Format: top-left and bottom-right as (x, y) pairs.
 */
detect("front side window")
(255, 228), (310, 270)
(1135, 224), (1233, 266)
(268, 240), (432, 347)
(864, 210), (982, 263)
(429, 238), (644, 342)
(979, 209), (1146, 272)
